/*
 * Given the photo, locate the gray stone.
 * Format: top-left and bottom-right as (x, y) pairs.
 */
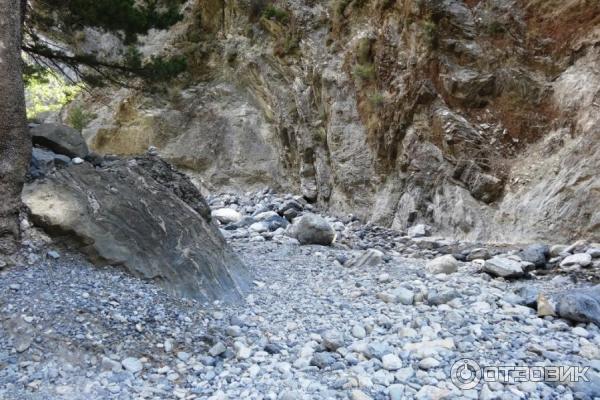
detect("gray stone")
(47, 250), (60, 259)
(263, 215), (289, 231)
(389, 384), (405, 400)
(382, 354), (403, 371)
(121, 357), (143, 373)
(132, 156), (212, 220)
(453, 160), (503, 203)
(516, 286), (539, 308)
(310, 352), (336, 369)
(556, 285), (600, 325)
(466, 248), (490, 260)
(365, 342), (392, 360)
(407, 224), (430, 238)
(560, 253), (592, 267)
(29, 147), (71, 179)
(394, 287), (415, 305)
(253, 210), (279, 221)
(287, 213), (335, 245)
(418, 357), (441, 370)
(234, 342), (252, 359)
(350, 390), (372, 400)
(442, 67), (495, 106)
(23, 158), (251, 302)
(226, 325), (242, 337)
(30, 123), (89, 158)
(378, 287), (414, 305)
(351, 249), (384, 268)
(550, 245), (569, 257)
(483, 256), (525, 278)
(322, 330), (344, 351)
(101, 357), (122, 371)
(209, 342), (227, 357)
(249, 222), (269, 233)
(427, 289), (460, 306)
(351, 325), (367, 339)
(426, 255), (458, 274)
(212, 208), (242, 224)
(278, 200), (303, 215)
(587, 248), (600, 258)
(14, 335), (33, 353)
(517, 244), (549, 268)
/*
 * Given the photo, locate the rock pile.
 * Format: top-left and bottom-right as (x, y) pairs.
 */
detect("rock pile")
(2, 232), (599, 399)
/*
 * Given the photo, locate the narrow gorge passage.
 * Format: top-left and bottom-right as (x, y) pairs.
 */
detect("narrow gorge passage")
(2, 0), (600, 399)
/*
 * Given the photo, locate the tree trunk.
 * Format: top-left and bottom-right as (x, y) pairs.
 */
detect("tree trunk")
(0, 0), (30, 255)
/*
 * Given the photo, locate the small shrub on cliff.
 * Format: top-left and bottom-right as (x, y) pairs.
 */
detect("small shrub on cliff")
(313, 128), (327, 143)
(263, 5), (290, 24)
(68, 106), (97, 132)
(356, 37), (372, 64)
(274, 32), (300, 57)
(486, 21), (506, 36)
(353, 63), (376, 81)
(368, 91), (385, 108)
(423, 19), (438, 48)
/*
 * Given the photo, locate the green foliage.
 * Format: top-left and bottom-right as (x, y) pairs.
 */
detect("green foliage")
(262, 5), (289, 24)
(68, 106), (97, 132)
(353, 63), (376, 81)
(275, 32), (300, 56)
(124, 46), (143, 70)
(352, 0), (368, 9)
(24, 0), (188, 88)
(141, 55), (188, 82)
(313, 128), (327, 143)
(368, 91), (385, 108)
(23, 63), (51, 86)
(356, 38), (372, 65)
(423, 19), (438, 47)
(25, 69), (82, 119)
(486, 21), (506, 36)
(32, 0), (185, 44)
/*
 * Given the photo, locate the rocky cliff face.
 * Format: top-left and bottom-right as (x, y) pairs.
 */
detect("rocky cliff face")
(73, 0), (600, 244)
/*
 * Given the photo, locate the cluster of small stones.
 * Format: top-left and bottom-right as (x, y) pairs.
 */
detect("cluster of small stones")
(209, 189), (600, 281)
(1, 190), (600, 399)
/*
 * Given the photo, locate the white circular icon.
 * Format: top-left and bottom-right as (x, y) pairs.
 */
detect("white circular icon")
(451, 358), (481, 390)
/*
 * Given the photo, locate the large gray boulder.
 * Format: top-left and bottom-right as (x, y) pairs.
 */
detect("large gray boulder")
(556, 285), (600, 326)
(23, 157), (250, 302)
(517, 244), (549, 268)
(287, 213), (335, 245)
(483, 256), (525, 278)
(212, 208), (242, 225)
(30, 123), (89, 158)
(426, 255), (458, 274)
(560, 253), (592, 268)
